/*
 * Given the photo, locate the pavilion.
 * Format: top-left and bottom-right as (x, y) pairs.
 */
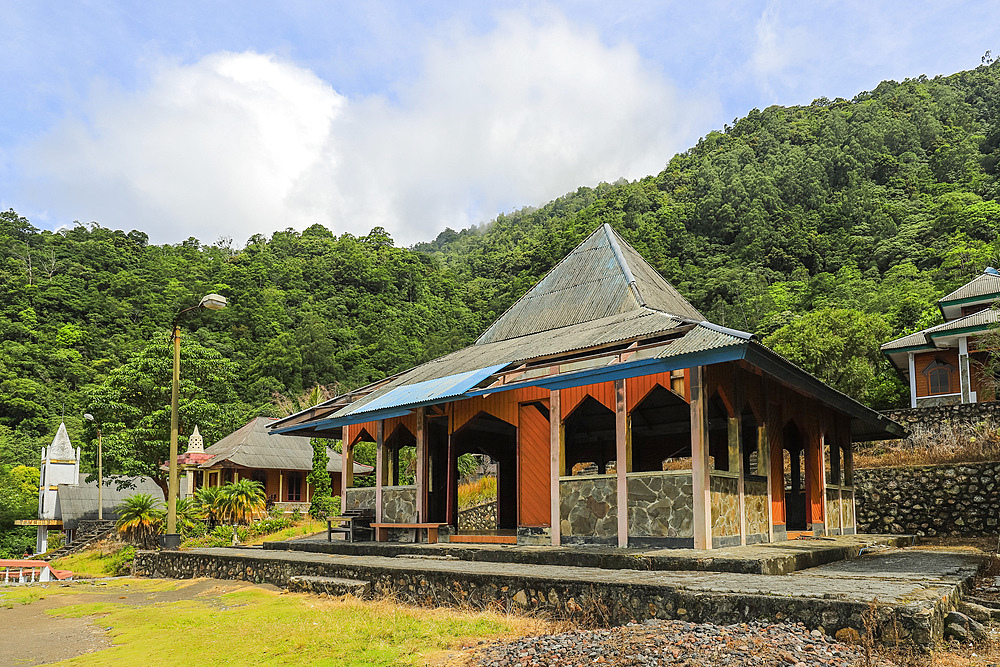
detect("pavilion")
(271, 225), (902, 548)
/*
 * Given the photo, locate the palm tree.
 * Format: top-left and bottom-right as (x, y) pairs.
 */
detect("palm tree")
(175, 497), (202, 535)
(116, 493), (165, 548)
(194, 486), (225, 530)
(219, 479), (266, 525)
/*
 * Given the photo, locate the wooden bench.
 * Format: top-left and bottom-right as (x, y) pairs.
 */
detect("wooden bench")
(370, 522), (449, 544)
(327, 508), (374, 543)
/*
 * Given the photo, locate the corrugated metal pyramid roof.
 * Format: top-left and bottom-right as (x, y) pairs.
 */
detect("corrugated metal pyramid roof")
(476, 224), (703, 345)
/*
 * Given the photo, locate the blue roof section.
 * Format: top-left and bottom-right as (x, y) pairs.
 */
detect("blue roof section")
(347, 363), (509, 416)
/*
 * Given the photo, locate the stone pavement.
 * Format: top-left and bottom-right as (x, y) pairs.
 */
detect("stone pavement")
(266, 533), (912, 575)
(134, 543), (982, 645)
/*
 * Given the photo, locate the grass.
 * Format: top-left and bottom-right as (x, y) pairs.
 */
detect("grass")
(245, 518), (326, 544)
(854, 418), (1000, 469)
(17, 579), (551, 666)
(457, 476), (497, 509)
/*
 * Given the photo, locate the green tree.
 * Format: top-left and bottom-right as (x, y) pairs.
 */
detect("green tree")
(219, 479), (266, 526)
(116, 493), (165, 548)
(84, 337), (251, 482)
(763, 308), (905, 408)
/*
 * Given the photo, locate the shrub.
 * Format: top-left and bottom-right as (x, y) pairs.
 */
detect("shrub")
(107, 545), (137, 576)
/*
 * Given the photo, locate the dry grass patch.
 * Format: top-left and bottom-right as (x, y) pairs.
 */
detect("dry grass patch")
(854, 419), (1000, 469)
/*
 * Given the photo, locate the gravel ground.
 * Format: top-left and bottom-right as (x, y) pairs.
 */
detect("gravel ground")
(469, 620), (867, 666)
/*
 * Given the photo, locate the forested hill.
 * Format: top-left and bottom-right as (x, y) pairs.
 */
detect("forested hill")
(416, 61), (1000, 406)
(2, 61), (1000, 476)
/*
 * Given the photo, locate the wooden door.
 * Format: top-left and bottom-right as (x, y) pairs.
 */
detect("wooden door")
(518, 402), (550, 526)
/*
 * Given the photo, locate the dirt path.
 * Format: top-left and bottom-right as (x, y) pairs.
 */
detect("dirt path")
(0, 579), (277, 666)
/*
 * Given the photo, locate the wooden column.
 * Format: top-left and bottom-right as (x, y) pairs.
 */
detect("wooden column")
(615, 378), (628, 548)
(341, 436), (354, 504)
(278, 470), (283, 502)
(415, 407), (427, 522)
(550, 389), (562, 546)
(817, 433), (827, 536)
(375, 420), (385, 523)
(732, 415), (746, 546)
(761, 423), (773, 542)
(690, 366), (711, 550)
(446, 419), (457, 527)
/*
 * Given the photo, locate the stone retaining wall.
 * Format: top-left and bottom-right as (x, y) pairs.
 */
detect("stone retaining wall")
(133, 549), (954, 645)
(457, 501), (497, 531)
(855, 461), (1000, 537)
(881, 402), (1000, 434)
(710, 475), (740, 541)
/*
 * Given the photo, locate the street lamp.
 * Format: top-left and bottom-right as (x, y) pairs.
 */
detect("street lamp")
(83, 413), (102, 521)
(164, 293), (227, 550)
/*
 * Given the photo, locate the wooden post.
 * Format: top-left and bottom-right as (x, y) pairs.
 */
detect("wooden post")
(375, 420), (385, 523)
(818, 433), (827, 536)
(732, 416), (746, 546)
(278, 470), (283, 502)
(690, 366), (711, 550)
(615, 378), (628, 548)
(341, 433), (354, 505)
(446, 418), (457, 528)
(415, 407), (427, 522)
(761, 423), (773, 542)
(550, 389), (562, 546)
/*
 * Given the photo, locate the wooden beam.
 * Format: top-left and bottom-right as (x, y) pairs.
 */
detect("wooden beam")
(550, 388), (562, 546)
(615, 378), (628, 548)
(690, 366), (711, 550)
(375, 420), (385, 523)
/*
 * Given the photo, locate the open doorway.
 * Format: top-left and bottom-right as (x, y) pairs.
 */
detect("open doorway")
(450, 412), (517, 536)
(783, 422), (807, 531)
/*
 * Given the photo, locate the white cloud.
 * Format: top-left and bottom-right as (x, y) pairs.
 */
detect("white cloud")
(20, 12), (711, 245)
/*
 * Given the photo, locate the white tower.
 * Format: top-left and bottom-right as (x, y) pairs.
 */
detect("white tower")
(36, 422), (80, 553)
(187, 425), (204, 453)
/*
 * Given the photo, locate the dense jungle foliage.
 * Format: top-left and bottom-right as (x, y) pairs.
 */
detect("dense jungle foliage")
(2, 62), (1000, 545)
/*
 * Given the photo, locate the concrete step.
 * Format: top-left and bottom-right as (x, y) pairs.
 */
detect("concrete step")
(286, 575), (370, 597)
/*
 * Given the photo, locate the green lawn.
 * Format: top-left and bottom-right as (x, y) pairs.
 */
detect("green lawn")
(5, 579), (548, 666)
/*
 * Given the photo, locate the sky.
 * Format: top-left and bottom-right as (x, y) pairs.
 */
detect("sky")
(1, 1), (998, 247)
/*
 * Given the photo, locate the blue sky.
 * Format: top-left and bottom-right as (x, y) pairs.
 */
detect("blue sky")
(1, 1), (998, 246)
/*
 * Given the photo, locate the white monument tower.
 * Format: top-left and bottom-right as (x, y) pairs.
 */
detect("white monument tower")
(36, 423), (80, 553)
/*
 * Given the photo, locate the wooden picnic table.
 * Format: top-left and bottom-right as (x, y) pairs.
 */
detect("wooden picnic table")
(327, 509), (374, 542)
(370, 522), (449, 544)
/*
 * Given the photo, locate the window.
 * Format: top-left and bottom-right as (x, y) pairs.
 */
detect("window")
(928, 367), (951, 394)
(286, 472), (302, 502)
(922, 358), (955, 395)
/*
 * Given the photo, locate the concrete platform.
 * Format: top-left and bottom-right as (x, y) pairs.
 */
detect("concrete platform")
(264, 533), (912, 575)
(135, 543), (983, 645)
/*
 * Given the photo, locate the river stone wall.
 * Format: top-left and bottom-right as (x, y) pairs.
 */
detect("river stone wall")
(560, 476), (617, 542)
(855, 462), (1000, 537)
(134, 549), (953, 645)
(458, 501), (497, 531)
(881, 402), (1000, 434)
(710, 475), (740, 541)
(626, 472), (693, 539)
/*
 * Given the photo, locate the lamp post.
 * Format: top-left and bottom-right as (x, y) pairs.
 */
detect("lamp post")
(164, 293), (227, 550)
(83, 413), (102, 521)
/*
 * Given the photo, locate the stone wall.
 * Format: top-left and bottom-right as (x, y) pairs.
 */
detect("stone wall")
(626, 472), (693, 539)
(559, 476), (617, 542)
(381, 486), (417, 524)
(710, 475), (739, 539)
(343, 487), (375, 512)
(457, 501), (497, 531)
(744, 479), (769, 537)
(134, 548), (956, 645)
(881, 402), (1000, 434)
(855, 462), (1000, 537)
